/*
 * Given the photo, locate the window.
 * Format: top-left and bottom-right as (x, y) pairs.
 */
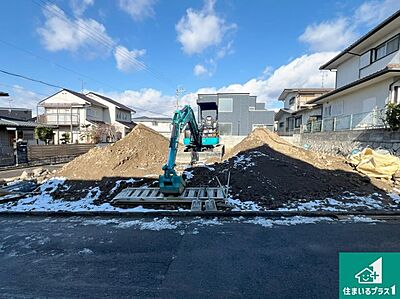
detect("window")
(218, 98), (233, 112)
(219, 123), (232, 135)
(252, 124), (268, 130)
(372, 35), (399, 62)
(249, 106), (255, 111)
(375, 44), (386, 60)
(279, 122), (284, 128)
(324, 105), (332, 117)
(295, 117), (302, 128)
(387, 36), (399, 55)
(152, 121), (158, 126)
(289, 97), (295, 105)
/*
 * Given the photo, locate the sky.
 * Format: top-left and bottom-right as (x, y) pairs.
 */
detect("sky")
(0, 0), (399, 117)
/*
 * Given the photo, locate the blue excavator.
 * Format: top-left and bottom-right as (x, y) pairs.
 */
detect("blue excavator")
(159, 105), (220, 196)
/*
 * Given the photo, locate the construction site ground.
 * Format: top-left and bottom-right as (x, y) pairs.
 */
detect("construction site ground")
(0, 124), (399, 212)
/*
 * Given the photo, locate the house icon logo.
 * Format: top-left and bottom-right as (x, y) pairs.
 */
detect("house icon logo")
(354, 257), (382, 284)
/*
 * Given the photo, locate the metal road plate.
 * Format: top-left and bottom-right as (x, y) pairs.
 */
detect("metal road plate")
(112, 187), (226, 204)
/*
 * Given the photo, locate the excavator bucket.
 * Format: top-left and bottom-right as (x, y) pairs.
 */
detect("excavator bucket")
(159, 174), (186, 195)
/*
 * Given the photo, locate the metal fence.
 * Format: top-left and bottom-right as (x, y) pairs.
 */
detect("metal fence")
(302, 109), (386, 133)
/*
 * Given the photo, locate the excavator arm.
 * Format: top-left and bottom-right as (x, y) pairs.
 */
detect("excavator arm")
(159, 105), (202, 195)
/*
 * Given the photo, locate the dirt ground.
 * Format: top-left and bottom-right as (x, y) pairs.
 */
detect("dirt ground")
(47, 127), (396, 210)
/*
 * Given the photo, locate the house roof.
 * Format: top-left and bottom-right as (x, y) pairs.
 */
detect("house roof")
(0, 91), (9, 97)
(117, 121), (136, 129)
(309, 66), (400, 104)
(38, 89), (108, 109)
(132, 116), (171, 122)
(320, 10), (400, 70)
(278, 88), (333, 101)
(86, 92), (136, 112)
(0, 117), (40, 128)
(274, 108), (294, 121)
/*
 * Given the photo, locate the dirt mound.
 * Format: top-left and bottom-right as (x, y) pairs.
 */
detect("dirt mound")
(57, 124), (169, 180)
(224, 128), (345, 171)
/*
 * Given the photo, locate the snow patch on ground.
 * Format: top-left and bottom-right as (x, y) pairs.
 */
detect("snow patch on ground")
(0, 178), (163, 213)
(243, 216), (333, 227)
(279, 194), (391, 211)
(227, 197), (261, 211)
(109, 178), (137, 195)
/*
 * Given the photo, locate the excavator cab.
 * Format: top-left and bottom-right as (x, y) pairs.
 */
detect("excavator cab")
(183, 101), (219, 149)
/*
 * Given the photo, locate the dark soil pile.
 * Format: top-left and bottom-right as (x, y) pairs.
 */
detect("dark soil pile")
(188, 129), (390, 209)
(57, 124), (169, 180)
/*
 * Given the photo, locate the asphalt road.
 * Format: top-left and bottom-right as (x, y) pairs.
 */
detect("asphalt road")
(0, 164), (64, 180)
(0, 216), (399, 298)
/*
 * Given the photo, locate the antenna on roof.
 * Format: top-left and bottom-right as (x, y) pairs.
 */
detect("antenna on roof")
(320, 70), (328, 88)
(175, 86), (185, 109)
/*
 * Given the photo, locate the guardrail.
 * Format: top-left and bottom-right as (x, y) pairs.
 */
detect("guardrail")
(302, 109), (386, 133)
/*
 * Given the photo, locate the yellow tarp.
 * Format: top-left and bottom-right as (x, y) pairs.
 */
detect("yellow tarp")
(347, 148), (400, 179)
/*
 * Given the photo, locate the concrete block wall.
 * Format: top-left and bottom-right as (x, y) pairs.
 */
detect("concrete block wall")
(287, 129), (400, 156)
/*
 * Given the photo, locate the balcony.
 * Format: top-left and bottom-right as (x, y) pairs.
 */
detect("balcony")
(38, 113), (80, 126)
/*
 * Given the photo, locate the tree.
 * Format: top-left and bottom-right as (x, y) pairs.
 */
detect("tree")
(34, 127), (54, 145)
(385, 103), (400, 130)
(60, 132), (70, 144)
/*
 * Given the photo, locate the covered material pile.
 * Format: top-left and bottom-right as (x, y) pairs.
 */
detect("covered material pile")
(57, 124), (169, 180)
(347, 148), (400, 179)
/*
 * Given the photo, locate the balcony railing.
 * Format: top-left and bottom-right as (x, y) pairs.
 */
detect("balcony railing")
(301, 108), (386, 133)
(37, 113), (80, 126)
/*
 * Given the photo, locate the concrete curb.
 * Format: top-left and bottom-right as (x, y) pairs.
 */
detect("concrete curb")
(0, 210), (400, 218)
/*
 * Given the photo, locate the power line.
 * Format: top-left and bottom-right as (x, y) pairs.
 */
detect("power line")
(32, 0), (178, 89)
(0, 68), (172, 117)
(0, 69), (63, 89)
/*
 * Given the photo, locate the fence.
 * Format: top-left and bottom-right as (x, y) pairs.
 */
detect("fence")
(27, 144), (95, 165)
(302, 109), (386, 133)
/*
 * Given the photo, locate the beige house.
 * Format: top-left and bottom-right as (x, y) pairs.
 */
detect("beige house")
(38, 89), (135, 144)
(275, 88), (332, 135)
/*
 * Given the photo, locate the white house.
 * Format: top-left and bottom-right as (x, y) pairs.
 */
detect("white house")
(132, 116), (172, 138)
(38, 89), (135, 144)
(275, 88), (332, 135)
(309, 10), (400, 130)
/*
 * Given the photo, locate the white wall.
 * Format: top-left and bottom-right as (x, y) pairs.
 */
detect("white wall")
(322, 78), (392, 118)
(136, 121), (171, 137)
(336, 56), (360, 88)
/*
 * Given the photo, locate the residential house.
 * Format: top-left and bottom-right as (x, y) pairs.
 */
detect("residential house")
(275, 88), (333, 135)
(197, 93), (275, 136)
(38, 89), (135, 144)
(309, 10), (400, 131)
(0, 100), (41, 166)
(132, 116), (172, 137)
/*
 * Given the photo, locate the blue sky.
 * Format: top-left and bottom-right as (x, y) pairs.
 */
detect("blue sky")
(0, 0), (399, 116)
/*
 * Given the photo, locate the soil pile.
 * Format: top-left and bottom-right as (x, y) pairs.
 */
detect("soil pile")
(224, 128), (346, 171)
(189, 129), (391, 208)
(57, 124), (169, 180)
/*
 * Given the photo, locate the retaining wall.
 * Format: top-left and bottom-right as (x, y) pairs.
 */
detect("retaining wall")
(287, 129), (400, 156)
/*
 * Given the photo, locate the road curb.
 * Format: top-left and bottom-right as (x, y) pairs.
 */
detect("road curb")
(0, 210), (400, 218)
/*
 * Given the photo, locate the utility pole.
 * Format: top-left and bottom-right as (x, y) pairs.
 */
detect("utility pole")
(176, 87), (185, 109)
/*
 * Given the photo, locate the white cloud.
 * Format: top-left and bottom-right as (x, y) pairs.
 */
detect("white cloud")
(193, 64), (209, 76)
(354, 0), (400, 26)
(37, 4), (113, 54)
(300, 0), (400, 52)
(5, 85), (43, 116)
(114, 46), (146, 72)
(118, 0), (156, 21)
(100, 51), (338, 116)
(70, 0), (94, 16)
(176, 0), (236, 55)
(299, 18), (357, 52)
